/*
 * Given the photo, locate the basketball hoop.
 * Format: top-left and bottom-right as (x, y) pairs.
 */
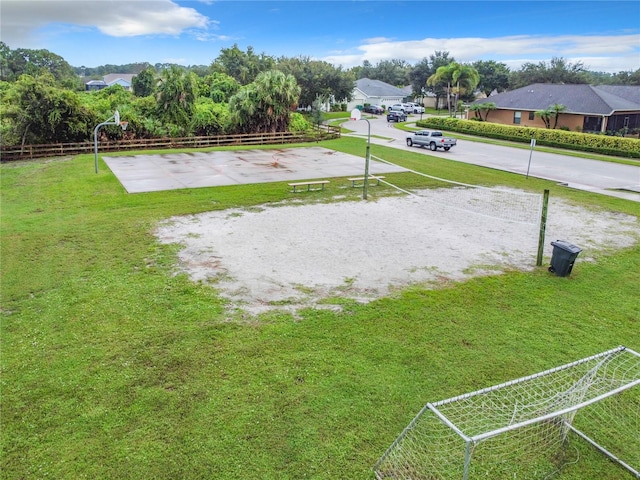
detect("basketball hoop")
(94, 110), (127, 173)
(350, 108), (362, 121)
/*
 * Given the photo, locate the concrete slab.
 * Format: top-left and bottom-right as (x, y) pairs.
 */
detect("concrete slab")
(103, 147), (407, 193)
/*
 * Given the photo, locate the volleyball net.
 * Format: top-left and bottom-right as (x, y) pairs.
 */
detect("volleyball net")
(370, 154), (544, 227)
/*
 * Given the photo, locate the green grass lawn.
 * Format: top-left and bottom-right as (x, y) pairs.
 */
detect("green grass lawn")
(2, 138), (639, 479)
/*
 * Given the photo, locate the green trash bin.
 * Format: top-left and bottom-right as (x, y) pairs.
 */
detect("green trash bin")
(549, 240), (582, 277)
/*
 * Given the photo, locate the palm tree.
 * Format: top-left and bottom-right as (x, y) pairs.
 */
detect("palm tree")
(255, 70), (300, 132)
(229, 87), (258, 133)
(549, 103), (567, 129)
(156, 65), (197, 132)
(427, 64), (455, 115)
(451, 64), (480, 115)
(535, 108), (552, 128)
(535, 104), (567, 129)
(230, 70), (300, 133)
(469, 102), (496, 121)
(428, 63), (479, 117)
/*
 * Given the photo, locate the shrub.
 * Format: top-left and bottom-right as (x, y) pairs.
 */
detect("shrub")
(416, 118), (640, 158)
(288, 112), (311, 132)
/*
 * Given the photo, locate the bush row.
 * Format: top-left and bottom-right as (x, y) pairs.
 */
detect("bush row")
(416, 117), (640, 159)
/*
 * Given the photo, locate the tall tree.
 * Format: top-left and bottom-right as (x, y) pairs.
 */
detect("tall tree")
(351, 60), (374, 80)
(229, 70), (300, 133)
(408, 58), (433, 97)
(351, 59), (410, 85)
(199, 72), (241, 102)
(452, 64), (480, 104)
(0, 43), (77, 87)
(421, 51), (455, 108)
(228, 87), (258, 133)
(2, 73), (92, 146)
(155, 65), (197, 132)
(210, 44), (275, 85)
(509, 57), (589, 89)
(547, 57), (588, 84)
(610, 69), (640, 86)
(0, 42), (10, 82)
(428, 62), (479, 116)
(132, 67), (156, 97)
(472, 60), (510, 97)
(277, 56), (354, 107)
(372, 59), (411, 86)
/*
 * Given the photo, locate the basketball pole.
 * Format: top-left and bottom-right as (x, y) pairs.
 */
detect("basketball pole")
(350, 108), (371, 199)
(363, 128), (371, 200)
(93, 110), (126, 173)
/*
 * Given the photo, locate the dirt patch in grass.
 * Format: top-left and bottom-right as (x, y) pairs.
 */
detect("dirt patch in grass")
(155, 190), (638, 315)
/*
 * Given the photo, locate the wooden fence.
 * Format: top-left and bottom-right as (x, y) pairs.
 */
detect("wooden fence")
(0, 125), (341, 162)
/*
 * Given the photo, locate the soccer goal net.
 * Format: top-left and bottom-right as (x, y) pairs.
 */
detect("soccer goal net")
(374, 346), (640, 479)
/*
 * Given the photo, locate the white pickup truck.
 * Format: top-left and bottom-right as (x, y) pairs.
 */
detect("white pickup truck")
(406, 130), (457, 151)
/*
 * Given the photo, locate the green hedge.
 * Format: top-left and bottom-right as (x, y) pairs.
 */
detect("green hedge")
(416, 118), (640, 158)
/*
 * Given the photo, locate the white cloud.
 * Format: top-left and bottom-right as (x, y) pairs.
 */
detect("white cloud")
(194, 32), (233, 42)
(362, 36), (394, 44)
(0, 0), (210, 46)
(323, 34), (640, 73)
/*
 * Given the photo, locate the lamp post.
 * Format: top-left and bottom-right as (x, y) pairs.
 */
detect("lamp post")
(350, 108), (371, 200)
(94, 110), (127, 173)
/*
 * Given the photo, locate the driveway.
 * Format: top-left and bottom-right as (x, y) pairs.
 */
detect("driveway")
(346, 115), (640, 202)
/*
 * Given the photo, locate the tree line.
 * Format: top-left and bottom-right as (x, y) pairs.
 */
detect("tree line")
(1, 41), (639, 147)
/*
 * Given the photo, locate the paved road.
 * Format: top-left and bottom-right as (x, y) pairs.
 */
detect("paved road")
(346, 115), (640, 202)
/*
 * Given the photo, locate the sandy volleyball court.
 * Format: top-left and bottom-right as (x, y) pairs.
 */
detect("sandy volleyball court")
(155, 191), (639, 314)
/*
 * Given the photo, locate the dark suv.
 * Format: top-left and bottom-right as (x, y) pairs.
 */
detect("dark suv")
(387, 111), (407, 122)
(364, 105), (384, 114)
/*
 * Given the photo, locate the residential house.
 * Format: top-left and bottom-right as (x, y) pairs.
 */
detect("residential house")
(85, 79), (108, 91)
(469, 83), (640, 134)
(401, 85), (440, 109)
(348, 78), (408, 111)
(85, 73), (137, 91)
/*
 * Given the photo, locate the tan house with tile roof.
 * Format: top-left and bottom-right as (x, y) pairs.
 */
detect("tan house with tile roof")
(470, 83), (640, 134)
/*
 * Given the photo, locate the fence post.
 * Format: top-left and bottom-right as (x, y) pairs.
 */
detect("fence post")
(536, 189), (550, 266)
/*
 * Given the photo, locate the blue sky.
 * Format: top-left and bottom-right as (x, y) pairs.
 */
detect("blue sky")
(1, 1), (639, 73)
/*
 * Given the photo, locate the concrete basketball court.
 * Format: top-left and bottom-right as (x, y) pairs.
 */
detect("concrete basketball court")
(103, 147), (407, 193)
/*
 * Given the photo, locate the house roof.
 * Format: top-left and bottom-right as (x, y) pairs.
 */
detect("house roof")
(355, 78), (407, 98)
(400, 85), (413, 96)
(103, 73), (136, 85)
(473, 83), (640, 115)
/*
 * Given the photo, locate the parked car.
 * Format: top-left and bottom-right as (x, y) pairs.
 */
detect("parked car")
(363, 105), (384, 114)
(387, 111), (407, 122)
(408, 103), (425, 114)
(389, 103), (412, 113)
(406, 130), (457, 151)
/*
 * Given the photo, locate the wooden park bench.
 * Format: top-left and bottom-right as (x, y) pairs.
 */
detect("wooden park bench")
(288, 180), (330, 193)
(347, 176), (385, 187)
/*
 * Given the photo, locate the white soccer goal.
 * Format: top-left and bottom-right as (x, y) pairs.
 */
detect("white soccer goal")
(374, 346), (640, 479)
